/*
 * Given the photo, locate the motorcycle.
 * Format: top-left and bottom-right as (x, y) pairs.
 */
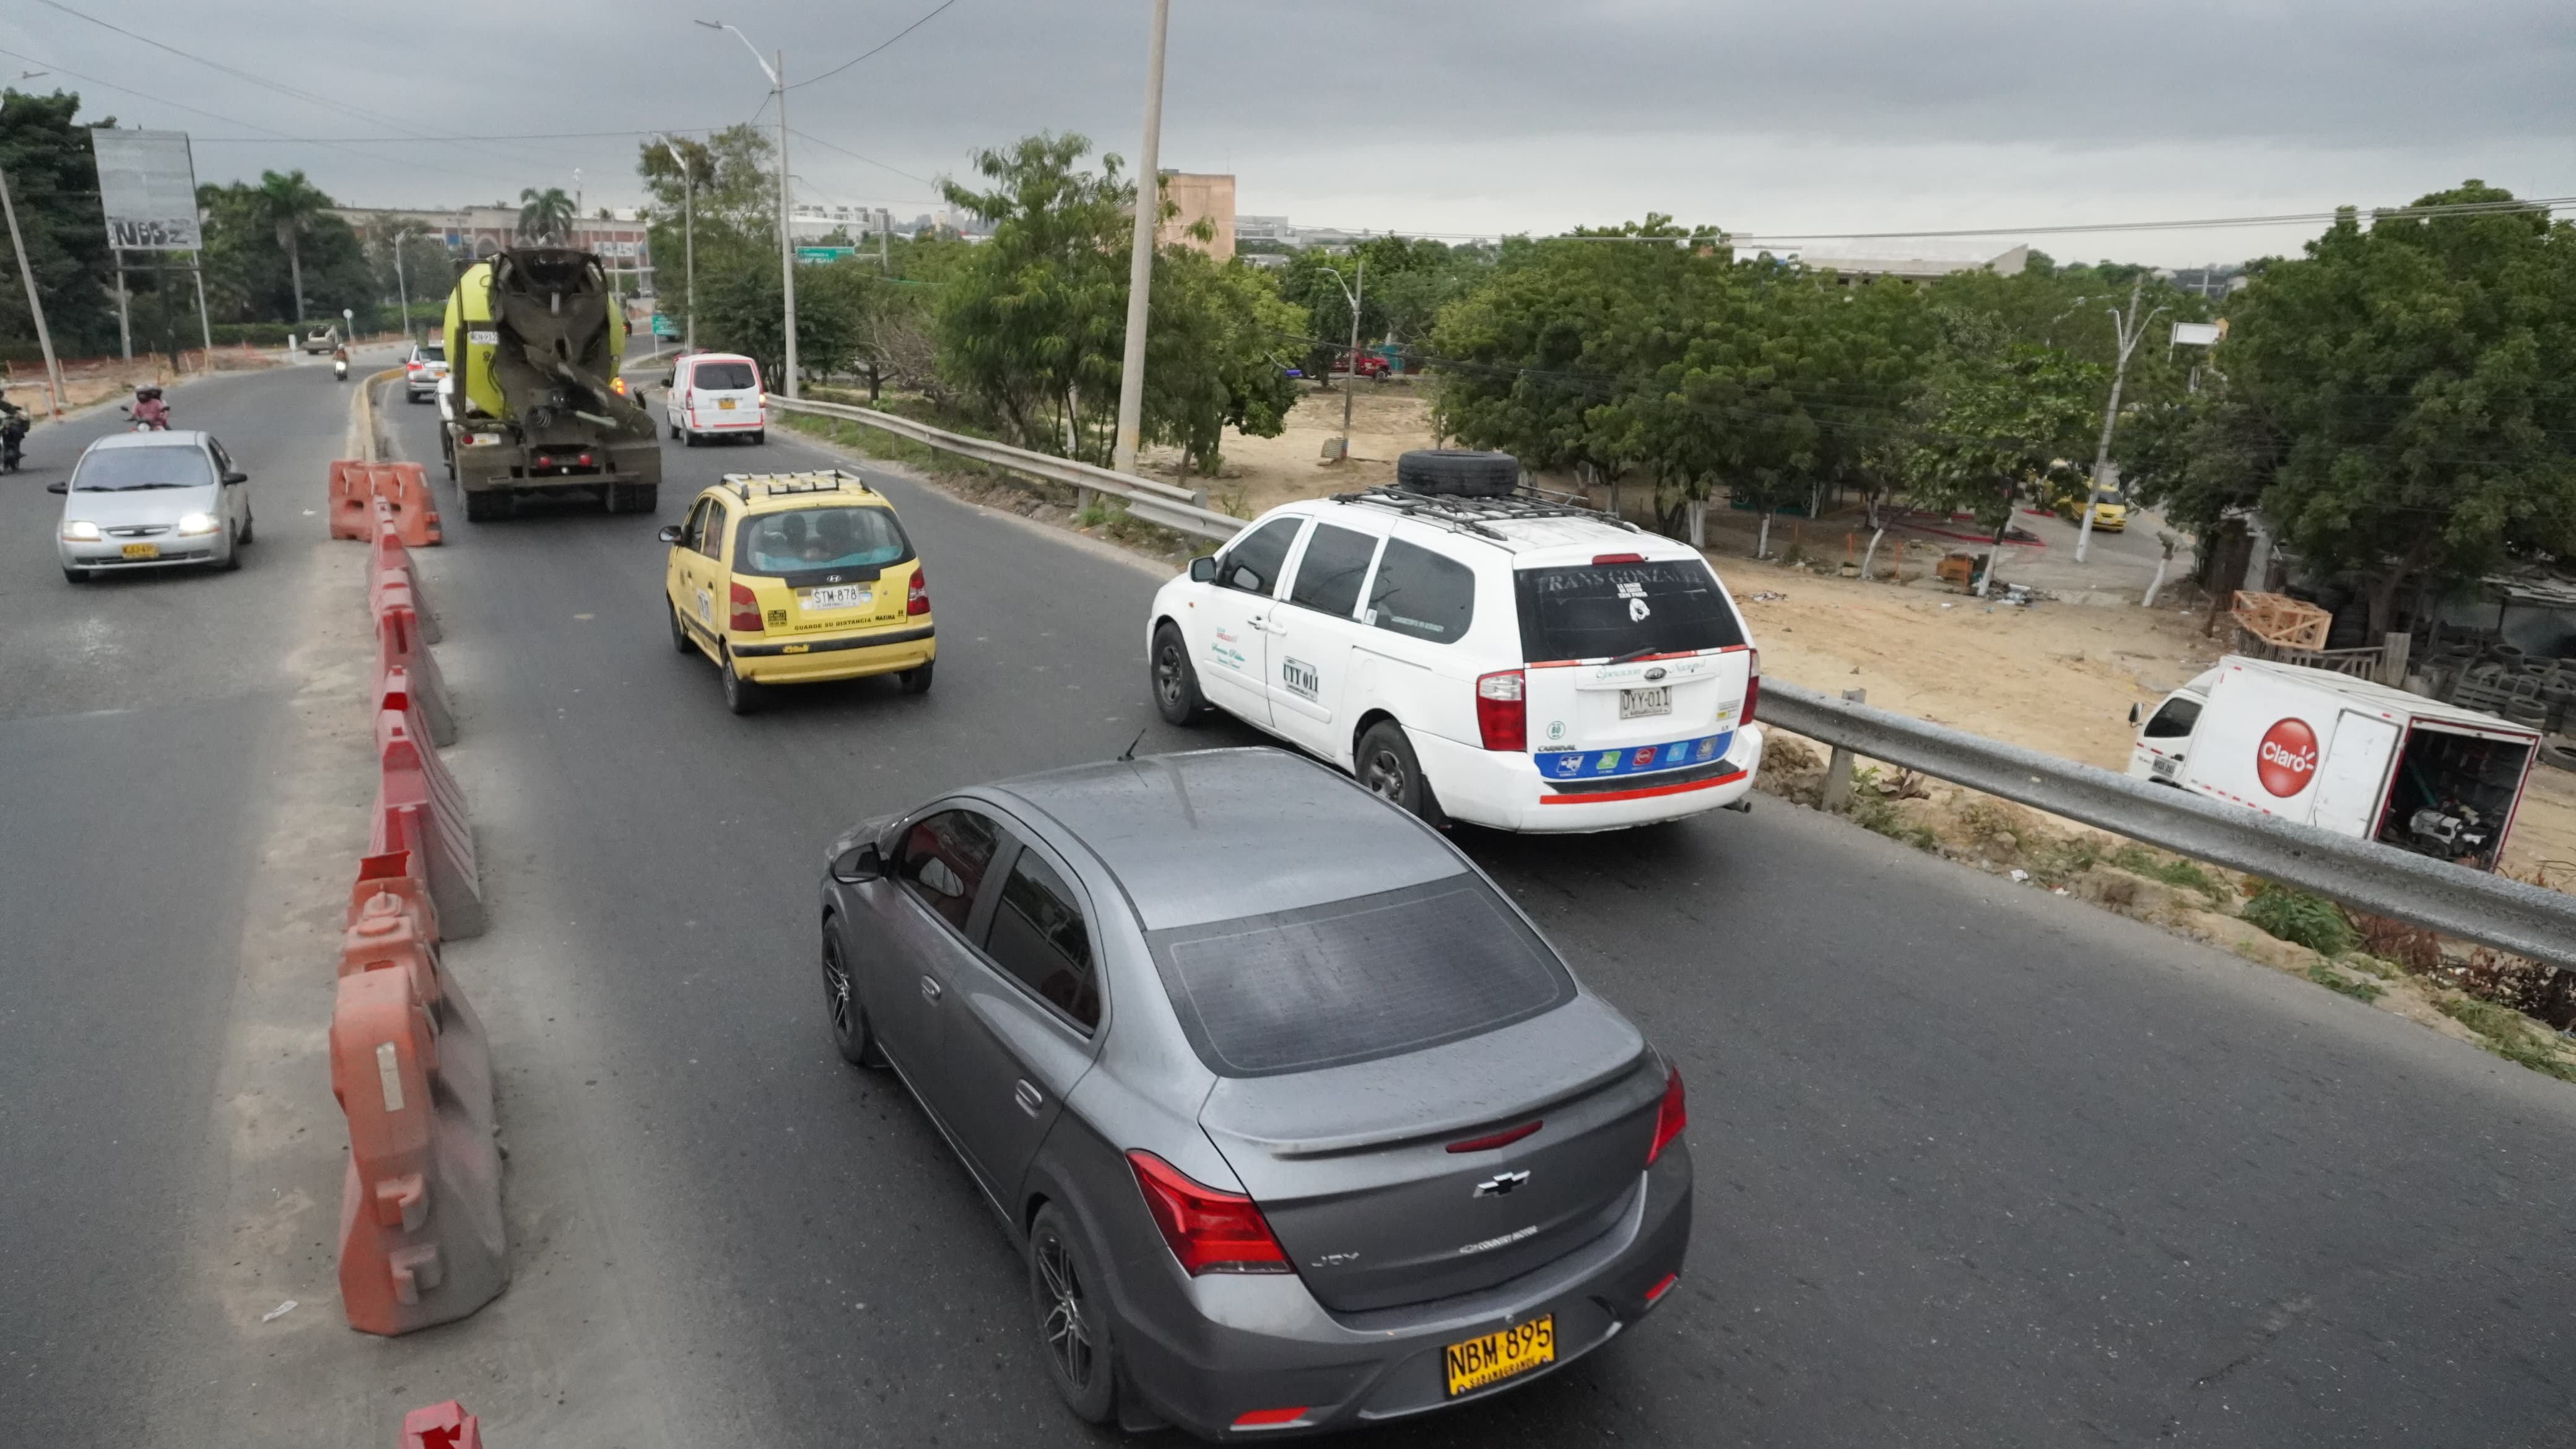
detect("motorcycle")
(333, 356), (350, 381)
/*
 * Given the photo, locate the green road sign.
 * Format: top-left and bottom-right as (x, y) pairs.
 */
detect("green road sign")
(794, 246), (852, 264)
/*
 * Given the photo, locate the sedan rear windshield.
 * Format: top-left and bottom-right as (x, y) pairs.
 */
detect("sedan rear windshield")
(733, 505), (912, 577)
(692, 361), (757, 390)
(75, 446), (212, 491)
(1515, 559), (1746, 663)
(1145, 876), (1575, 1077)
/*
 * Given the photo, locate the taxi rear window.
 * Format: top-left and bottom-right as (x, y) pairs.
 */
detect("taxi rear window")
(733, 506), (912, 577)
(1514, 558), (1745, 663)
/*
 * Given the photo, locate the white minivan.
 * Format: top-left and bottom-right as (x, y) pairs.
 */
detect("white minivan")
(664, 353), (766, 446)
(1147, 488), (1764, 832)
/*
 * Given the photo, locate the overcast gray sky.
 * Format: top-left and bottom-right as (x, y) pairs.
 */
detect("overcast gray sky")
(14, 0), (2572, 266)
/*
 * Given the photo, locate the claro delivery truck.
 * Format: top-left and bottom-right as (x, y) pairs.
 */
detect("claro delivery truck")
(2126, 656), (2540, 872)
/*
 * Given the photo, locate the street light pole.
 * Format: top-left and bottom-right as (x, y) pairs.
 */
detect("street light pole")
(1109, 0), (1171, 477)
(2076, 274), (2165, 565)
(698, 20), (798, 397)
(664, 140), (698, 354)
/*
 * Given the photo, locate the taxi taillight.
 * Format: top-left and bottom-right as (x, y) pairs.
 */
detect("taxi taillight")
(729, 581), (764, 633)
(907, 564), (930, 617)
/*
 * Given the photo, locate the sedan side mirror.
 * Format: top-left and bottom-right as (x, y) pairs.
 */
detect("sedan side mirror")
(1188, 555), (1217, 584)
(46, 480), (67, 495)
(2128, 703), (2143, 726)
(222, 471), (247, 485)
(830, 841), (884, 884)
(657, 524), (684, 544)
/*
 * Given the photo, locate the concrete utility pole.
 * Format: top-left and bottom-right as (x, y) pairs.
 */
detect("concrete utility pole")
(0, 167), (67, 417)
(389, 227), (412, 342)
(2078, 274), (2165, 565)
(1317, 258), (1365, 461)
(1109, 0), (1171, 477)
(698, 21), (797, 396)
(664, 139), (698, 353)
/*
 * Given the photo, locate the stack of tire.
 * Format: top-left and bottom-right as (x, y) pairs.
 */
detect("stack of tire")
(1394, 450), (1520, 498)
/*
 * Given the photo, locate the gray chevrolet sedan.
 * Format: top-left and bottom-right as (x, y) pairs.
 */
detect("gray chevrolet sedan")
(818, 747), (1692, 1438)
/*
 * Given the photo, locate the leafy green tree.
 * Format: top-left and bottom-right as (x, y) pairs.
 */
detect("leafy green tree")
(193, 173), (375, 331)
(635, 126), (780, 341)
(1899, 316), (2104, 543)
(1, 89), (121, 357)
(517, 186), (576, 244)
(1278, 235), (1490, 377)
(249, 170), (333, 322)
(1142, 248), (1305, 481)
(933, 132), (1133, 459)
(2139, 183), (2576, 635)
(697, 259), (864, 388)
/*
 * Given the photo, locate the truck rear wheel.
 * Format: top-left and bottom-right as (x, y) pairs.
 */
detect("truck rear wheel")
(605, 482), (658, 515)
(460, 490), (503, 523)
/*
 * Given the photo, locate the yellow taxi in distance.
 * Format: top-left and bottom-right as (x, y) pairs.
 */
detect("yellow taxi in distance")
(2088, 490), (2129, 532)
(659, 471), (934, 713)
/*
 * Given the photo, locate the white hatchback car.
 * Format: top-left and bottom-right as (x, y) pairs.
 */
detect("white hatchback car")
(51, 430), (254, 581)
(664, 352), (767, 446)
(1147, 488), (1764, 832)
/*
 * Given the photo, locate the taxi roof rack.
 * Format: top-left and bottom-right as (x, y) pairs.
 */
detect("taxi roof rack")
(719, 469), (871, 502)
(1330, 486), (1640, 541)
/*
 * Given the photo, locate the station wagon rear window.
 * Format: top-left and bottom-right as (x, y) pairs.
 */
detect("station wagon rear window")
(692, 361), (757, 390)
(733, 506), (912, 577)
(1146, 876), (1574, 1077)
(1515, 559), (1745, 663)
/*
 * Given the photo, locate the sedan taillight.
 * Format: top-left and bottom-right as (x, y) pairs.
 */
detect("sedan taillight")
(729, 581), (764, 633)
(1126, 1150), (1290, 1276)
(1476, 668), (1525, 752)
(1646, 1068), (1687, 1165)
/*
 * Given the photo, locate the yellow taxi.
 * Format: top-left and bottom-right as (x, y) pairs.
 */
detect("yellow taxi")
(2087, 488), (2130, 532)
(658, 471), (935, 713)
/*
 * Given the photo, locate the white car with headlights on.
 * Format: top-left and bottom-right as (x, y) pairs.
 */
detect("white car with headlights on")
(51, 430), (254, 581)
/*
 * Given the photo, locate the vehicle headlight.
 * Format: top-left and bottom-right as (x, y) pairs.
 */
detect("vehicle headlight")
(61, 520), (101, 541)
(176, 511), (220, 536)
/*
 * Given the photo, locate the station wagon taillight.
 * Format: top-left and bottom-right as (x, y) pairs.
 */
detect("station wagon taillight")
(1126, 1151), (1290, 1276)
(1742, 647), (1760, 726)
(1646, 1068), (1687, 1166)
(1476, 668), (1526, 752)
(906, 564), (930, 616)
(729, 581), (763, 633)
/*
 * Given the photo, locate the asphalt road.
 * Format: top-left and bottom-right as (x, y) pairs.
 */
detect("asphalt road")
(7, 362), (2572, 1445)
(0, 347), (400, 1445)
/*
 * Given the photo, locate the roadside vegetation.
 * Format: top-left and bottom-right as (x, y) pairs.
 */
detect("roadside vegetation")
(1763, 735), (2576, 1085)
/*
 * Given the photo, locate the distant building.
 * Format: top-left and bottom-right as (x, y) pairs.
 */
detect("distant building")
(2159, 265), (2245, 301)
(332, 206), (653, 290)
(1792, 244), (2031, 287)
(1156, 172), (1235, 260)
(1236, 214), (1294, 246)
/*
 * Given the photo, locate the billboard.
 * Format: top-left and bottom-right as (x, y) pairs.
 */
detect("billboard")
(90, 128), (202, 251)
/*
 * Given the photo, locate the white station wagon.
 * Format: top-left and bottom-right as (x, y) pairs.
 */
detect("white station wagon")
(1147, 487), (1765, 832)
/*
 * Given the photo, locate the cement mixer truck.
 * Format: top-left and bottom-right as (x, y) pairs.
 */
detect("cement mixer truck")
(443, 247), (661, 520)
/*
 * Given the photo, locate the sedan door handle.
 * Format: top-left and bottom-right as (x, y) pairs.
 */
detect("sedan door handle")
(1013, 1079), (1044, 1116)
(920, 975), (943, 1004)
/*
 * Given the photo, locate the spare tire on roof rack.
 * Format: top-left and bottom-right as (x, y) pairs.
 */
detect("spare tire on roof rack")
(1395, 449), (1520, 498)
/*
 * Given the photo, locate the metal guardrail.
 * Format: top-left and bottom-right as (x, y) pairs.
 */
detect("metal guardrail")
(764, 395), (1248, 542)
(1760, 680), (2576, 970)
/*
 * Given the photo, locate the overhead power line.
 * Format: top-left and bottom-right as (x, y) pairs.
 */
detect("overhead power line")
(788, 0), (966, 90)
(787, 128), (940, 190)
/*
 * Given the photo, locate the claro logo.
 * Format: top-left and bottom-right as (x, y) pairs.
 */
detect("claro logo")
(2256, 718), (2320, 797)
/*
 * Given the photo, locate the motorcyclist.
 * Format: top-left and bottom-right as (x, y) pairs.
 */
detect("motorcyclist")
(129, 385), (171, 430)
(332, 342), (350, 381)
(0, 394), (28, 473)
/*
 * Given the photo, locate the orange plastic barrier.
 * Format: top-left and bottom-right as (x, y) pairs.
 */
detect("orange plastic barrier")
(342, 887), (494, 1172)
(376, 583), (457, 747)
(329, 459), (378, 541)
(372, 672), (485, 939)
(401, 1401), (487, 1449)
(370, 465), (443, 549)
(373, 515), (440, 642)
(350, 843), (440, 942)
(331, 962), (507, 1335)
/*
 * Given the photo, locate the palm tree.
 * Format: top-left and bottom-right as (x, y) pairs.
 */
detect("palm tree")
(518, 187), (576, 244)
(252, 170), (331, 322)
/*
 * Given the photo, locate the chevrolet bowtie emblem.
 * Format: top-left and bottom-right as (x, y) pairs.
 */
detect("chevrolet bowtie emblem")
(1474, 1170), (1530, 1198)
